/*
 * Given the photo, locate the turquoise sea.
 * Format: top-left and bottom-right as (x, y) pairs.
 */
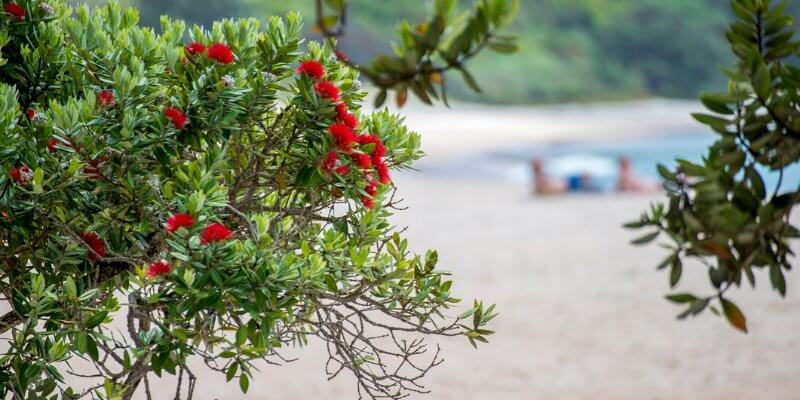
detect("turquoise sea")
(421, 132), (800, 194)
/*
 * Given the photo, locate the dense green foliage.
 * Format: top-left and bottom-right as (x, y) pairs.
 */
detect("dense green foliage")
(114, 0), (800, 104)
(628, 0), (800, 333)
(0, 1), (496, 399)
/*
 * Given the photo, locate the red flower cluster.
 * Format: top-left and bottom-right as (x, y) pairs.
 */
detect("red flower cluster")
(207, 43), (234, 64)
(321, 151), (338, 174)
(336, 102), (358, 129)
(25, 108), (36, 120)
(297, 55), (390, 209)
(200, 223), (233, 244)
(330, 123), (356, 152)
(80, 232), (106, 262)
(321, 125), (392, 208)
(184, 42), (206, 55)
(47, 138), (58, 153)
(314, 81), (340, 101)
(98, 90), (116, 108)
(296, 60), (325, 79)
(351, 153), (371, 170)
(164, 106), (189, 130)
(147, 260), (173, 278)
(3, 3), (25, 21)
(9, 165), (32, 185)
(361, 180), (378, 209)
(166, 213), (195, 233)
(183, 42), (234, 64)
(376, 161), (390, 185)
(356, 134), (391, 184)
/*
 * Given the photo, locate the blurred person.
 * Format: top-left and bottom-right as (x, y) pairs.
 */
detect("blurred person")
(532, 158), (599, 195)
(532, 158), (566, 195)
(616, 157), (658, 193)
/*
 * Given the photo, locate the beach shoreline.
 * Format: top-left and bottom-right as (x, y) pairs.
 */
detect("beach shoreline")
(378, 99), (707, 160)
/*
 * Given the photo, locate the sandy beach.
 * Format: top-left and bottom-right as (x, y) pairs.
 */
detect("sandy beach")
(143, 100), (800, 399)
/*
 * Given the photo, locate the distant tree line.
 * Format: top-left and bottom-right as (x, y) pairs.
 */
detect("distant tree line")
(113, 0), (798, 104)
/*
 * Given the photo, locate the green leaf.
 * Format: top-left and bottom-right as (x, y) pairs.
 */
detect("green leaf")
(752, 61), (772, 100)
(236, 326), (248, 346)
(691, 113), (731, 131)
(677, 298), (709, 319)
(458, 67), (482, 93)
(84, 310), (108, 329)
(622, 220), (647, 229)
(64, 277), (77, 298)
(700, 93), (735, 115)
(487, 40), (519, 54)
(769, 264), (786, 297)
(665, 293), (698, 304)
(720, 298), (748, 333)
(239, 373), (250, 393)
(669, 258), (683, 288)
(631, 231), (659, 245)
(226, 362), (238, 382)
(656, 164), (676, 181)
(374, 89), (387, 108)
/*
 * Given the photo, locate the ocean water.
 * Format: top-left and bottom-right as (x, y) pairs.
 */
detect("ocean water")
(421, 132), (800, 194)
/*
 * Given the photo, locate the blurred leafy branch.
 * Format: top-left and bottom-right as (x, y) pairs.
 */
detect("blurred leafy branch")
(313, 0), (519, 107)
(627, 0), (800, 333)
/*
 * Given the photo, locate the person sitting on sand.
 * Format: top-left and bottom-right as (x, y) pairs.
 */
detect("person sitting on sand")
(616, 157), (658, 193)
(532, 158), (599, 195)
(532, 158), (567, 195)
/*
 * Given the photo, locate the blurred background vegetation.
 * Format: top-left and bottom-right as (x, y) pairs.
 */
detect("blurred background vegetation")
(81, 0), (800, 104)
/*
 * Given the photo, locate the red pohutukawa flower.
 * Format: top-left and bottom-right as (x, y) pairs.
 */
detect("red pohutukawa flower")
(185, 42), (206, 55)
(336, 102), (358, 129)
(25, 108), (35, 120)
(207, 43), (234, 64)
(356, 134), (384, 155)
(98, 90), (116, 108)
(147, 260), (173, 278)
(321, 151), (338, 174)
(164, 106), (189, 130)
(352, 153), (372, 170)
(365, 180), (378, 197)
(360, 181), (378, 209)
(3, 3), (25, 21)
(330, 124), (356, 152)
(47, 138), (58, 153)
(296, 60), (325, 79)
(9, 165), (32, 185)
(79, 232), (106, 262)
(335, 165), (349, 175)
(361, 196), (374, 209)
(200, 223), (233, 244)
(166, 213), (195, 233)
(314, 81), (340, 101)
(376, 161), (391, 184)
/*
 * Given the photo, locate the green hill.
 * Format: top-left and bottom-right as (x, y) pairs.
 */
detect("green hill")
(116, 0), (800, 104)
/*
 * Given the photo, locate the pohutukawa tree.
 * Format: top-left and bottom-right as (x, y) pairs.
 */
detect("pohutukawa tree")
(629, 0), (800, 333)
(0, 0), (517, 398)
